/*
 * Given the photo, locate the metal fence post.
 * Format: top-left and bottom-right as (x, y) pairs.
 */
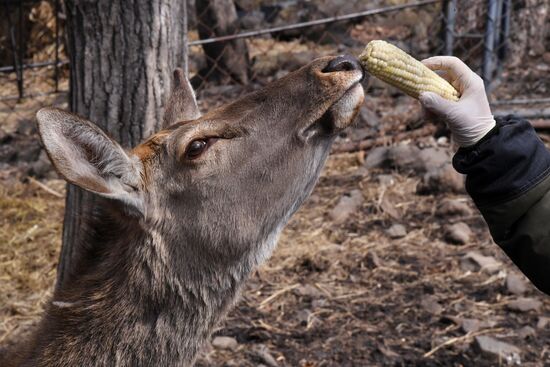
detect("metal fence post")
(444, 0), (457, 55)
(493, 0), (504, 51)
(496, 0), (511, 76)
(483, 0), (498, 89)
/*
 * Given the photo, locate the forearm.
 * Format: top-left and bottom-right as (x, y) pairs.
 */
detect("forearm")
(453, 115), (550, 294)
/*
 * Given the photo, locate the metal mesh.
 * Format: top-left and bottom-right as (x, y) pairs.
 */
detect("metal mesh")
(0, 0), (67, 98)
(444, 0), (550, 118)
(188, 0), (446, 109)
(0, 0), (68, 145)
(188, 0), (550, 117)
(0, 0), (548, 118)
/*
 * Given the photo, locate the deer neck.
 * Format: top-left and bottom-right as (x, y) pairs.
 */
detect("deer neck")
(36, 201), (272, 366)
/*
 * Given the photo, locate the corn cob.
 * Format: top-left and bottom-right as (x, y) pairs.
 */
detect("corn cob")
(359, 40), (460, 101)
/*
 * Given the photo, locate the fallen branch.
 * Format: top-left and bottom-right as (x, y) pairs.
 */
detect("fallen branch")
(332, 125), (436, 154)
(28, 176), (64, 198)
(530, 119), (550, 130)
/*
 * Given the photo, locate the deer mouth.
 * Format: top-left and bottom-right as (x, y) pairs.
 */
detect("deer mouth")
(302, 81), (365, 140)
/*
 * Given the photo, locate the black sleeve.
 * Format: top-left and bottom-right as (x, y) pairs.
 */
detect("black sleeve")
(453, 115), (550, 208)
(453, 115), (550, 295)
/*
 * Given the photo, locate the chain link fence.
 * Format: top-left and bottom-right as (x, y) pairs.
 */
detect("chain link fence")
(444, 0), (550, 119)
(0, 0), (68, 179)
(0, 0), (548, 129)
(188, 0), (445, 109)
(188, 0), (549, 118)
(0, 0), (66, 99)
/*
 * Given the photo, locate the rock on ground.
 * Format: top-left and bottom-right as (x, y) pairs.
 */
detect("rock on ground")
(537, 317), (549, 329)
(385, 224), (407, 239)
(475, 336), (521, 364)
(252, 344), (279, 367)
(212, 336), (238, 351)
(506, 297), (542, 313)
(444, 222), (472, 245)
(418, 163), (465, 194)
(461, 251), (502, 274)
(505, 272), (529, 295)
(364, 145), (450, 174)
(517, 326), (536, 339)
(436, 198), (472, 217)
(329, 189), (363, 224)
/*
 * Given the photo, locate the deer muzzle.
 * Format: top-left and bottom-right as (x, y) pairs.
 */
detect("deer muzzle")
(300, 55), (365, 138)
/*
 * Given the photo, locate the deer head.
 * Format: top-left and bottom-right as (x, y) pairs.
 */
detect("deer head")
(37, 55), (364, 273)
(30, 55), (364, 365)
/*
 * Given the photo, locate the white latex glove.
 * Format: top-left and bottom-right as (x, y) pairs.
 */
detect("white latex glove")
(419, 56), (496, 147)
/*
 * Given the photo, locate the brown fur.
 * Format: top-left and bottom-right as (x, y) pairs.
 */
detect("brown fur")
(3, 57), (365, 366)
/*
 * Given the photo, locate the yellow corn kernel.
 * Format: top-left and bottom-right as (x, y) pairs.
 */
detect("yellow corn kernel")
(359, 40), (460, 101)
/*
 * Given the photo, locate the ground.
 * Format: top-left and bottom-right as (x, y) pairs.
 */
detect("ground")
(0, 6), (549, 362)
(0, 112), (549, 365)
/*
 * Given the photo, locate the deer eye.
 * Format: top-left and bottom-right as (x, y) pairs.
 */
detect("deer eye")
(185, 139), (208, 159)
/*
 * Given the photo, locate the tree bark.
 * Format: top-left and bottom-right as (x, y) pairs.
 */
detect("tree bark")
(58, 0), (187, 289)
(194, 0), (249, 87)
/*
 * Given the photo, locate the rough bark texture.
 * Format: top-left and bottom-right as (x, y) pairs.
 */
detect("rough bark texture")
(58, 0), (187, 289)
(194, 0), (249, 87)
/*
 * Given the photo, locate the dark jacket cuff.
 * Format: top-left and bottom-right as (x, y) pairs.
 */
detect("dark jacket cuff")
(453, 115), (550, 208)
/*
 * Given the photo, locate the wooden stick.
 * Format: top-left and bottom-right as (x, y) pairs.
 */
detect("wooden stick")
(530, 119), (550, 130)
(28, 176), (64, 198)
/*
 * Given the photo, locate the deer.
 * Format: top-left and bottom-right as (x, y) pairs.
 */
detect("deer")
(1, 55), (365, 366)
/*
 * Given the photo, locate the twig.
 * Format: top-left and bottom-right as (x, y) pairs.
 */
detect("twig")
(423, 328), (505, 358)
(256, 319), (287, 334)
(259, 284), (299, 309)
(332, 290), (370, 300)
(28, 176), (64, 198)
(0, 324), (17, 344)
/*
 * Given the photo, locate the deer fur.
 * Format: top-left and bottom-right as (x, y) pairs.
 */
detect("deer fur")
(1, 56), (364, 366)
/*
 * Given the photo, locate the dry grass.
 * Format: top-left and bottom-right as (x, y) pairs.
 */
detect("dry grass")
(0, 180), (64, 347)
(0, 150), (549, 366)
(195, 152), (550, 366)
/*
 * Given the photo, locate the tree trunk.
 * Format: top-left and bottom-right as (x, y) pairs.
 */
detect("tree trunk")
(57, 0), (187, 289)
(194, 0), (249, 87)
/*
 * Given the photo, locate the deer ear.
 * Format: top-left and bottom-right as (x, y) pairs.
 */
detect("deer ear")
(162, 68), (201, 127)
(36, 108), (143, 211)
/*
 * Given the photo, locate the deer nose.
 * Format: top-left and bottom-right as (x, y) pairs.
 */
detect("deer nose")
(322, 55), (363, 75)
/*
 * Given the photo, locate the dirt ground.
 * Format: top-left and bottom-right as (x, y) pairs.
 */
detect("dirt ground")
(1, 91), (549, 366)
(1, 6), (549, 361)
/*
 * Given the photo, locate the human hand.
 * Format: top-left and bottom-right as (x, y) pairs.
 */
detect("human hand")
(419, 56), (496, 147)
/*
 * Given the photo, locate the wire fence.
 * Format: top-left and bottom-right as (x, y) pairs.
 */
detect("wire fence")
(188, 0), (446, 109)
(0, 0), (66, 100)
(0, 0), (548, 117)
(444, 0), (550, 118)
(187, 0), (549, 117)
